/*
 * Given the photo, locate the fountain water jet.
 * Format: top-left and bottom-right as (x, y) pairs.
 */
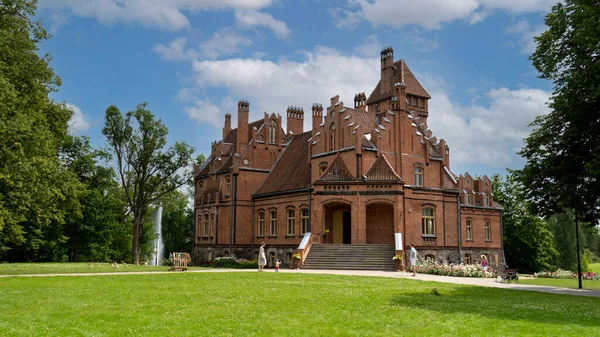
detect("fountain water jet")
(150, 205), (164, 266)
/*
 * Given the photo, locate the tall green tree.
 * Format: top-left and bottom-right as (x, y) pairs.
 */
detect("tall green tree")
(0, 0), (84, 261)
(161, 190), (194, 255)
(519, 0), (600, 224)
(102, 103), (194, 264)
(493, 173), (558, 273)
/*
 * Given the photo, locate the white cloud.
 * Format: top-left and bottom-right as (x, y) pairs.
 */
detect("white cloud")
(505, 20), (546, 54)
(200, 28), (254, 59)
(190, 47), (379, 129)
(184, 97), (236, 127)
(40, 0), (275, 31)
(153, 37), (197, 61)
(424, 77), (551, 169)
(235, 10), (292, 39)
(66, 103), (91, 134)
(354, 34), (381, 57)
(335, 0), (556, 30)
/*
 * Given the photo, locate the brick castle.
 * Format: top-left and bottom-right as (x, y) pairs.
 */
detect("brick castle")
(193, 47), (503, 269)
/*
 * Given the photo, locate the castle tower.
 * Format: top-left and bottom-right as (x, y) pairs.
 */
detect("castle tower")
(286, 106), (304, 135)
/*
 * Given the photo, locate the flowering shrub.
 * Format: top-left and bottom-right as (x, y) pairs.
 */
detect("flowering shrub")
(292, 254), (301, 260)
(392, 254), (403, 261)
(534, 269), (599, 281)
(213, 256), (258, 269)
(415, 259), (495, 278)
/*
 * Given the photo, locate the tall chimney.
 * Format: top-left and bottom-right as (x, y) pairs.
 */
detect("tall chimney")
(237, 101), (249, 151)
(286, 106), (304, 135)
(312, 103), (323, 132)
(380, 47), (394, 97)
(223, 113), (232, 140)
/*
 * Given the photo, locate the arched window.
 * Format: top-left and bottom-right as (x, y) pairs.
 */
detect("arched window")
(464, 191), (471, 205)
(225, 177), (231, 196)
(258, 212), (265, 236)
(483, 194), (489, 207)
(287, 209), (295, 235)
(209, 214), (215, 237)
(485, 221), (491, 241)
(270, 210), (277, 236)
(269, 121), (277, 143)
(203, 214), (209, 236)
(421, 208), (435, 235)
(300, 208), (310, 234)
(319, 161), (328, 175)
(466, 219), (473, 240)
(414, 167), (423, 186)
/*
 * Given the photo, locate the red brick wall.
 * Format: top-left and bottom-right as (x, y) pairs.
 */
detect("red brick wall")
(366, 203), (394, 244)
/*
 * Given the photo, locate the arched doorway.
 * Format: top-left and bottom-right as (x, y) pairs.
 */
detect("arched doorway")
(323, 202), (351, 244)
(366, 203), (394, 244)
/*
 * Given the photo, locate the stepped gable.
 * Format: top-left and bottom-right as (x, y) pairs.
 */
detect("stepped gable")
(254, 131), (312, 196)
(364, 154), (402, 182)
(317, 153), (357, 182)
(410, 112), (443, 160)
(367, 59), (431, 105)
(361, 135), (376, 150)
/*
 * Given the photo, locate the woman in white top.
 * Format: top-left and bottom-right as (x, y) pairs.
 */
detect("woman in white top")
(258, 242), (266, 272)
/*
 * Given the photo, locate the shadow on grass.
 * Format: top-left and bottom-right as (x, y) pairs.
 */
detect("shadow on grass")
(389, 285), (600, 327)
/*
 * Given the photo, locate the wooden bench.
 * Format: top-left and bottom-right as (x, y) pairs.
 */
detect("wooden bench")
(496, 268), (518, 283)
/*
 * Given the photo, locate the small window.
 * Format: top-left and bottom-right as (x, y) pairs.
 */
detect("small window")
(300, 208), (310, 234)
(464, 191), (471, 205)
(258, 212), (265, 236)
(424, 254), (435, 262)
(485, 221), (491, 241)
(414, 167), (423, 187)
(464, 253), (472, 265)
(225, 177), (231, 196)
(466, 220), (472, 240)
(421, 208), (435, 236)
(483, 195), (489, 207)
(270, 210), (277, 236)
(209, 214), (215, 237)
(203, 214), (209, 236)
(320, 165), (327, 175)
(287, 209), (295, 235)
(269, 121), (277, 143)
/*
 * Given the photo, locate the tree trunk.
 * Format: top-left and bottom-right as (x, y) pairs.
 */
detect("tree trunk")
(132, 211), (142, 264)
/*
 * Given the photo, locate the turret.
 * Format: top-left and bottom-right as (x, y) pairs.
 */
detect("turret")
(286, 106), (304, 135)
(312, 103), (323, 132)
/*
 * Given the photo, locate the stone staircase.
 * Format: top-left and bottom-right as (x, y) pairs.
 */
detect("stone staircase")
(301, 244), (396, 271)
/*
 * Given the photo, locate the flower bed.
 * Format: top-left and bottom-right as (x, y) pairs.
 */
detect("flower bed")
(415, 259), (495, 278)
(534, 269), (599, 280)
(213, 256), (258, 269)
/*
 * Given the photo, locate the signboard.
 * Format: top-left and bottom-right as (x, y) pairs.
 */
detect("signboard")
(394, 232), (403, 251)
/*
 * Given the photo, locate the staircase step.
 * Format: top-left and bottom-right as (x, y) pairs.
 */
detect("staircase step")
(302, 244), (396, 271)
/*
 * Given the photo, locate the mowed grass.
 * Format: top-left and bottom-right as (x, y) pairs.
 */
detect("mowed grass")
(1, 272), (599, 337)
(0, 262), (204, 275)
(519, 277), (600, 290)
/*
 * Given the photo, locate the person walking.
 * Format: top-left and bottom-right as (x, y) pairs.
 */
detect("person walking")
(258, 242), (267, 272)
(409, 243), (418, 276)
(481, 255), (488, 278)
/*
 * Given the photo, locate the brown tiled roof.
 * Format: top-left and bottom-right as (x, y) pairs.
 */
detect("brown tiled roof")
(254, 131), (312, 196)
(216, 155), (233, 173)
(361, 135), (376, 150)
(343, 107), (377, 135)
(367, 59), (431, 105)
(317, 154), (357, 182)
(196, 155), (211, 176)
(364, 154), (401, 182)
(223, 119), (265, 145)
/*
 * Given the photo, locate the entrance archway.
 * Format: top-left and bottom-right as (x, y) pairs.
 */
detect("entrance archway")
(366, 203), (394, 244)
(323, 202), (351, 244)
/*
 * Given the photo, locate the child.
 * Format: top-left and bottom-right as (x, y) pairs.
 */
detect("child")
(275, 259), (281, 272)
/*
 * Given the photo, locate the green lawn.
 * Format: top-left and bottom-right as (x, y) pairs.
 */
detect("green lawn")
(1, 272), (599, 336)
(0, 262), (203, 275)
(520, 277), (600, 290)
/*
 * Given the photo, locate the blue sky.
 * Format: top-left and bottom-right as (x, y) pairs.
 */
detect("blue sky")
(37, 0), (557, 178)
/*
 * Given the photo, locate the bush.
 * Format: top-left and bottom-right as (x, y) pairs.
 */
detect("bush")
(415, 259), (495, 278)
(213, 256), (258, 269)
(534, 269), (598, 280)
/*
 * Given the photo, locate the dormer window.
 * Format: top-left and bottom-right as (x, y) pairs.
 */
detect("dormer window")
(483, 194), (489, 207)
(225, 177), (231, 196)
